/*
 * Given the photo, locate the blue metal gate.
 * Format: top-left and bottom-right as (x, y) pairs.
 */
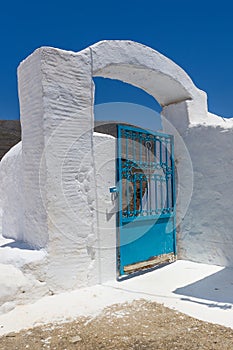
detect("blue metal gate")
(117, 124), (176, 277)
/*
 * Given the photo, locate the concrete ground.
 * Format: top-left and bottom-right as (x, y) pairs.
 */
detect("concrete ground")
(0, 260), (232, 336)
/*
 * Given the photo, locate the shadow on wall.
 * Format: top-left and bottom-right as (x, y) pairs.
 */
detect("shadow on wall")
(173, 267), (233, 306)
(0, 241), (36, 251)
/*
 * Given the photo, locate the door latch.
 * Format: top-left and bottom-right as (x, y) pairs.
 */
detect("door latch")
(109, 186), (118, 193)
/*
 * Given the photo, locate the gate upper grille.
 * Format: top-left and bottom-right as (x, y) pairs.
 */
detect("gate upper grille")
(118, 125), (175, 221)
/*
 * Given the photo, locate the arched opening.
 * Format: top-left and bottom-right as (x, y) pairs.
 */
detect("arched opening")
(92, 72), (177, 277)
(93, 77), (162, 131)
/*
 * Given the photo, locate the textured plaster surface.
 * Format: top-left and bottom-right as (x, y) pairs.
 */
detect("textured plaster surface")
(0, 132), (116, 292)
(162, 104), (233, 267)
(178, 126), (233, 266)
(0, 142), (23, 241)
(39, 132), (116, 292)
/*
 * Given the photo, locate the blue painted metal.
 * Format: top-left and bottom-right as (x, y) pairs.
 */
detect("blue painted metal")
(117, 124), (176, 277)
(109, 186), (118, 193)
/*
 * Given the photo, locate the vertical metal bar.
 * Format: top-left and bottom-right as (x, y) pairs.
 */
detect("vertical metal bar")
(125, 131), (128, 161)
(125, 132), (129, 217)
(165, 139), (168, 167)
(155, 175), (158, 214)
(165, 140), (169, 212)
(117, 125), (122, 276)
(153, 137), (157, 214)
(144, 175), (148, 216)
(146, 174), (149, 215)
(147, 141), (151, 216)
(154, 137), (157, 165)
(139, 134), (142, 166)
(129, 131), (132, 160)
(149, 173), (152, 215)
(118, 125), (122, 224)
(160, 177), (163, 214)
(160, 138), (163, 165)
(169, 176), (172, 212)
(133, 133), (136, 217)
(170, 137), (174, 208)
(168, 138), (172, 169)
(126, 179), (130, 217)
(171, 135), (177, 255)
(145, 136), (147, 167)
(133, 133), (136, 163)
(140, 174), (142, 215)
(128, 175), (130, 217)
(133, 173), (137, 217)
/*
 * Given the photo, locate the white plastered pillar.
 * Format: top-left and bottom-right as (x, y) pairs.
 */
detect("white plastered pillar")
(18, 47), (104, 290)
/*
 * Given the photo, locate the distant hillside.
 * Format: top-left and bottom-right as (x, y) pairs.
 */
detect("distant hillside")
(94, 121), (149, 137)
(0, 120), (21, 160)
(94, 121), (119, 137)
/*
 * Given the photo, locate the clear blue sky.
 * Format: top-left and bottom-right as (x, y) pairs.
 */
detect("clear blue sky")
(1, 0), (232, 121)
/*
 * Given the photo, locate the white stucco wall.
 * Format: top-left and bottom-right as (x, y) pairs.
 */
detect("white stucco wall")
(0, 133), (116, 291)
(42, 131), (116, 291)
(92, 132), (116, 283)
(0, 142), (24, 241)
(181, 124), (233, 266)
(162, 104), (233, 267)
